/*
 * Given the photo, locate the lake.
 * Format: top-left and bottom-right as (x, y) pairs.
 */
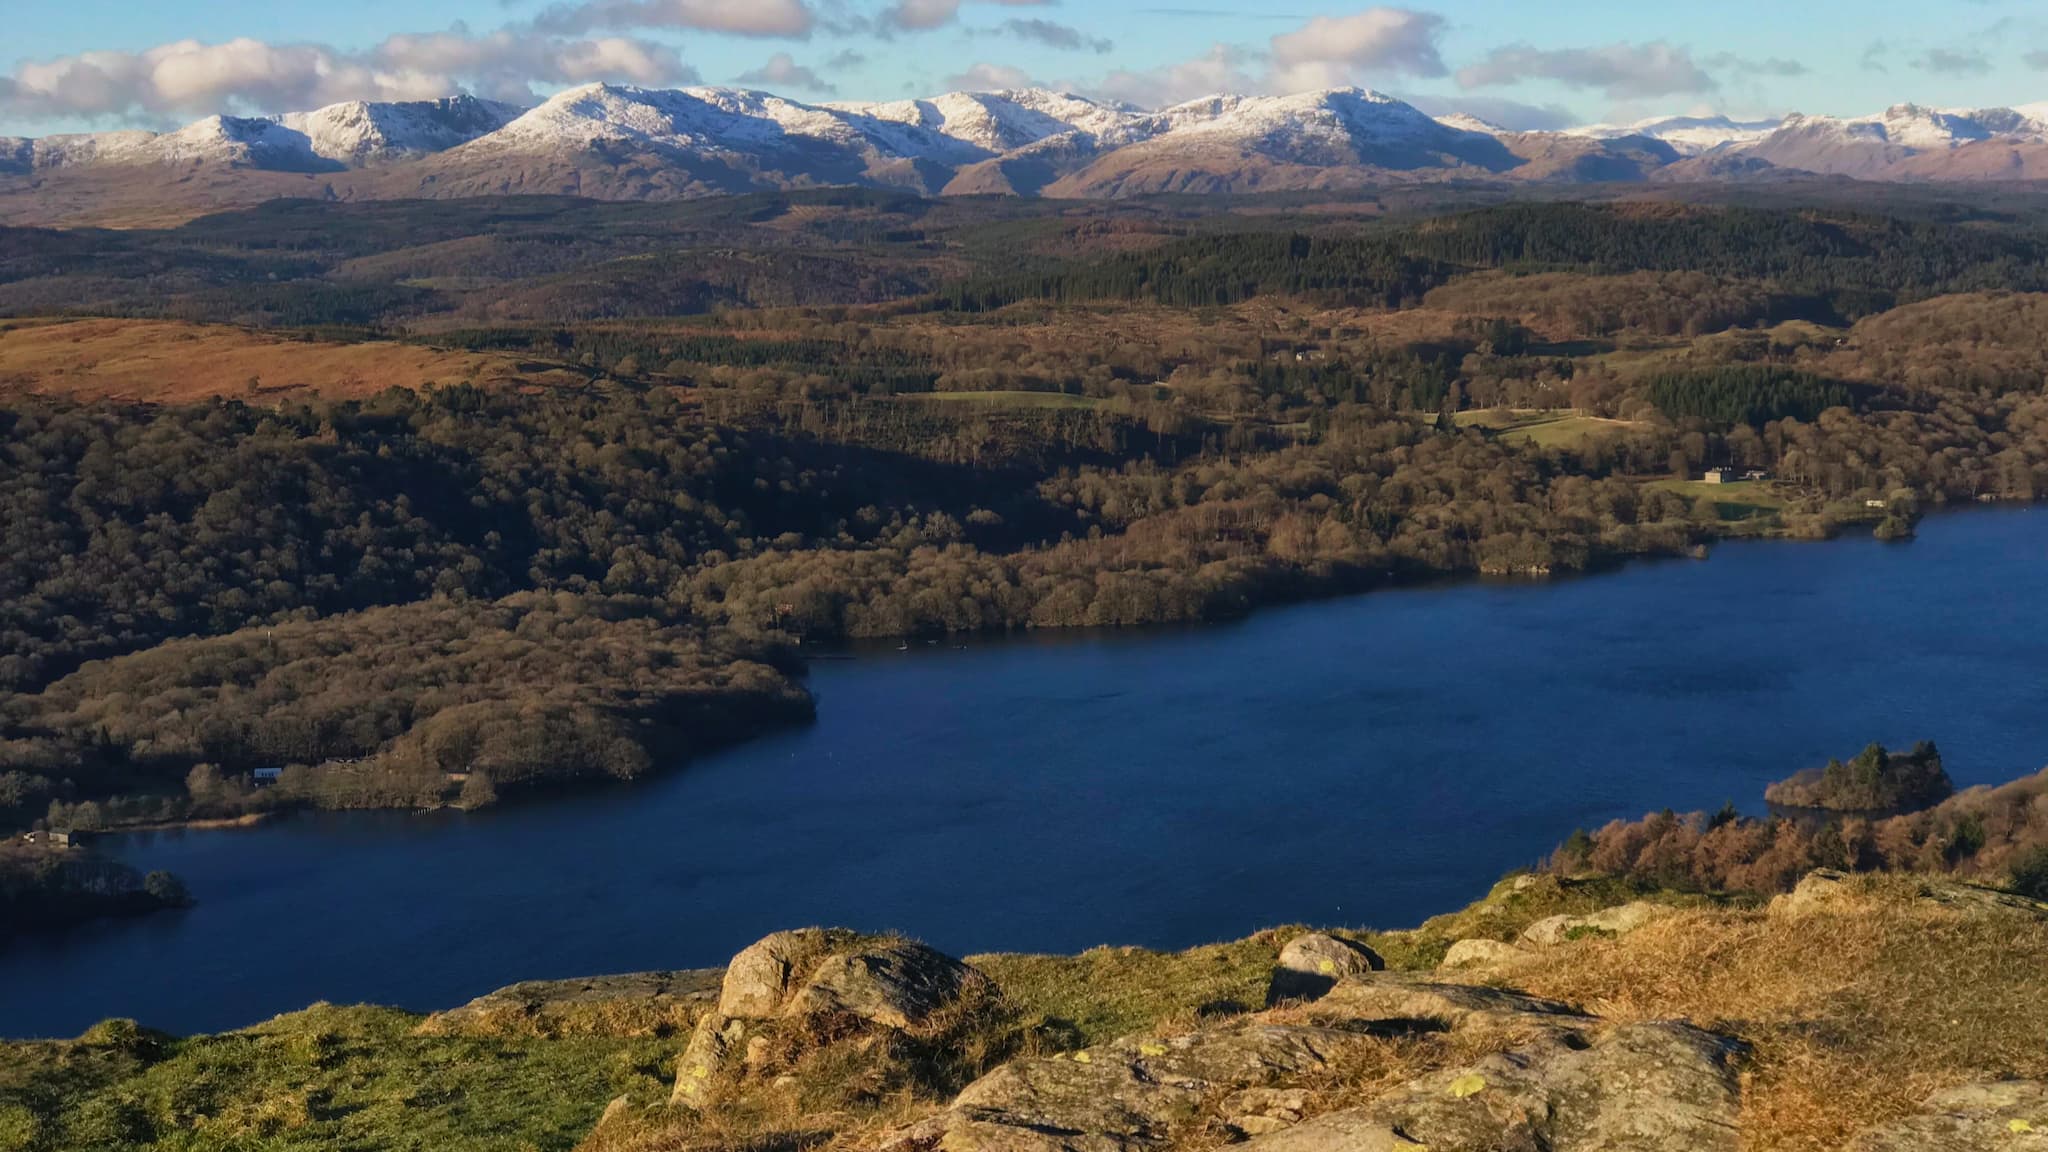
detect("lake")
(6, 508), (2048, 1039)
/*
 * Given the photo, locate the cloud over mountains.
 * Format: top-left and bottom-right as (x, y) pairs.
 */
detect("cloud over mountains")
(1, 2), (2038, 135)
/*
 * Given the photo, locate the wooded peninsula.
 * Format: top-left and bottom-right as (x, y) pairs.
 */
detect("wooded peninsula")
(6, 187), (2048, 858)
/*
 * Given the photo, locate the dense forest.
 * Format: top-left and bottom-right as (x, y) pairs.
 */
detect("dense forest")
(1643, 366), (1862, 427)
(9, 192), (2048, 331)
(6, 191), (2048, 842)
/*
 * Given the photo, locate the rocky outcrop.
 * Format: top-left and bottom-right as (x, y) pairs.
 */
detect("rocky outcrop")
(788, 942), (992, 1029)
(1769, 869), (2048, 919)
(885, 1020), (1370, 1151)
(1306, 973), (1591, 1035)
(1268, 933), (1384, 1003)
(673, 1013), (747, 1107)
(1362, 1021), (1746, 1152)
(1520, 901), (1673, 946)
(1240, 1109), (1421, 1150)
(674, 929), (996, 1108)
(717, 928), (846, 1018)
(1847, 1081), (2048, 1150)
(1437, 938), (1526, 970)
(1223, 1087), (1313, 1136)
(881, 966), (1743, 1152)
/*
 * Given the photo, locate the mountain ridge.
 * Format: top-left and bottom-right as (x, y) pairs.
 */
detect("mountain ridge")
(7, 85), (2048, 223)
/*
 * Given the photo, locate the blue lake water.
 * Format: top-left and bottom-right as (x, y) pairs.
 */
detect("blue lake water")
(5, 508), (2048, 1039)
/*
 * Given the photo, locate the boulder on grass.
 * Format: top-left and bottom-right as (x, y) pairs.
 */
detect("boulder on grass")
(1268, 933), (1384, 1004)
(788, 941), (994, 1030)
(719, 928), (854, 1019)
(1438, 938), (1525, 971)
(674, 928), (994, 1109)
(1520, 901), (1671, 947)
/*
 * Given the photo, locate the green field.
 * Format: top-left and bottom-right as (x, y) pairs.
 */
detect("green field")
(1454, 409), (1644, 447)
(0, 1008), (681, 1152)
(1648, 478), (1790, 521)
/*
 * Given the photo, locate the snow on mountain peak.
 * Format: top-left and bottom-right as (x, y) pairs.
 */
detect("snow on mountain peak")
(828, 90), (1138, 155)
(1433, 112), (1508, 136)
(10, 85), (2048, 190)
(1569, 114), (1784, 155)
(0, 96), (523, 173)
(1139, 89), (1449, 152)
(476, 84), (977, 161)
(276, 96), (523, 165)
(1769, 103), (2048, 151)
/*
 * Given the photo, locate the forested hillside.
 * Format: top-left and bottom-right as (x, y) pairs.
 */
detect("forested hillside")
(5, 191), (2048, 840)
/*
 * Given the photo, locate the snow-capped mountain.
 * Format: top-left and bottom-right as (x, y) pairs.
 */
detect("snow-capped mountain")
(1569, 115), (1785, 156)
(1026, 91), (1480, 195)
(475, 85), (909, 157)
(1132, 90), (1468, 157)
(1432, 113), (1509, 136)
(0, 96), (520, 175)
(8, 84), (2048, 218)
(1729, 103), (2048, 178)
(412, 83), (1008, 199)
(827, 90), (1141, 155)
(418, 84), (1566, 199)
(0, 129), (161, 172)
(1768, 104), (2046, 152)
(275, 97), (524, 165)
(467, 83), (1164, 168)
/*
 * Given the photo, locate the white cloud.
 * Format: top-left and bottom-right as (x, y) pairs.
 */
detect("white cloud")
(1268, 8), (1448, 92)
(1088, 8), (1447, 109)
(1093, 44), (1257, 108)
(0, 32), (696, 123)
(945, 62), (1041, 90)
(1457, 41), (1717, 99)
(534, 0), (816, 37)
(380, 30), (693, 102)
(881, 0), (1054, 34)
(737, 52), (837, 93)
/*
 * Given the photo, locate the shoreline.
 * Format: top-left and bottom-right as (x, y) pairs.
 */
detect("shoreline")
(62, 499), (2033, 847)
(106, 812), (278, 835)
(8, 502), (2046, 1041)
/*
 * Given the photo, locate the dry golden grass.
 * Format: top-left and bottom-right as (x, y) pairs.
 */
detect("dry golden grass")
(0, 317), (571, 403)
(1497, 877), (2048, 1152)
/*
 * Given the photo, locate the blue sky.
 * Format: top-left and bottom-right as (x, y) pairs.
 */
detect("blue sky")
(4, 0), (2045, 136)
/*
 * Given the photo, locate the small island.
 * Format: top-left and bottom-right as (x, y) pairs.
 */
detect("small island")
(1763, 740), (1953, 813)
(0, 837), (190, 939)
